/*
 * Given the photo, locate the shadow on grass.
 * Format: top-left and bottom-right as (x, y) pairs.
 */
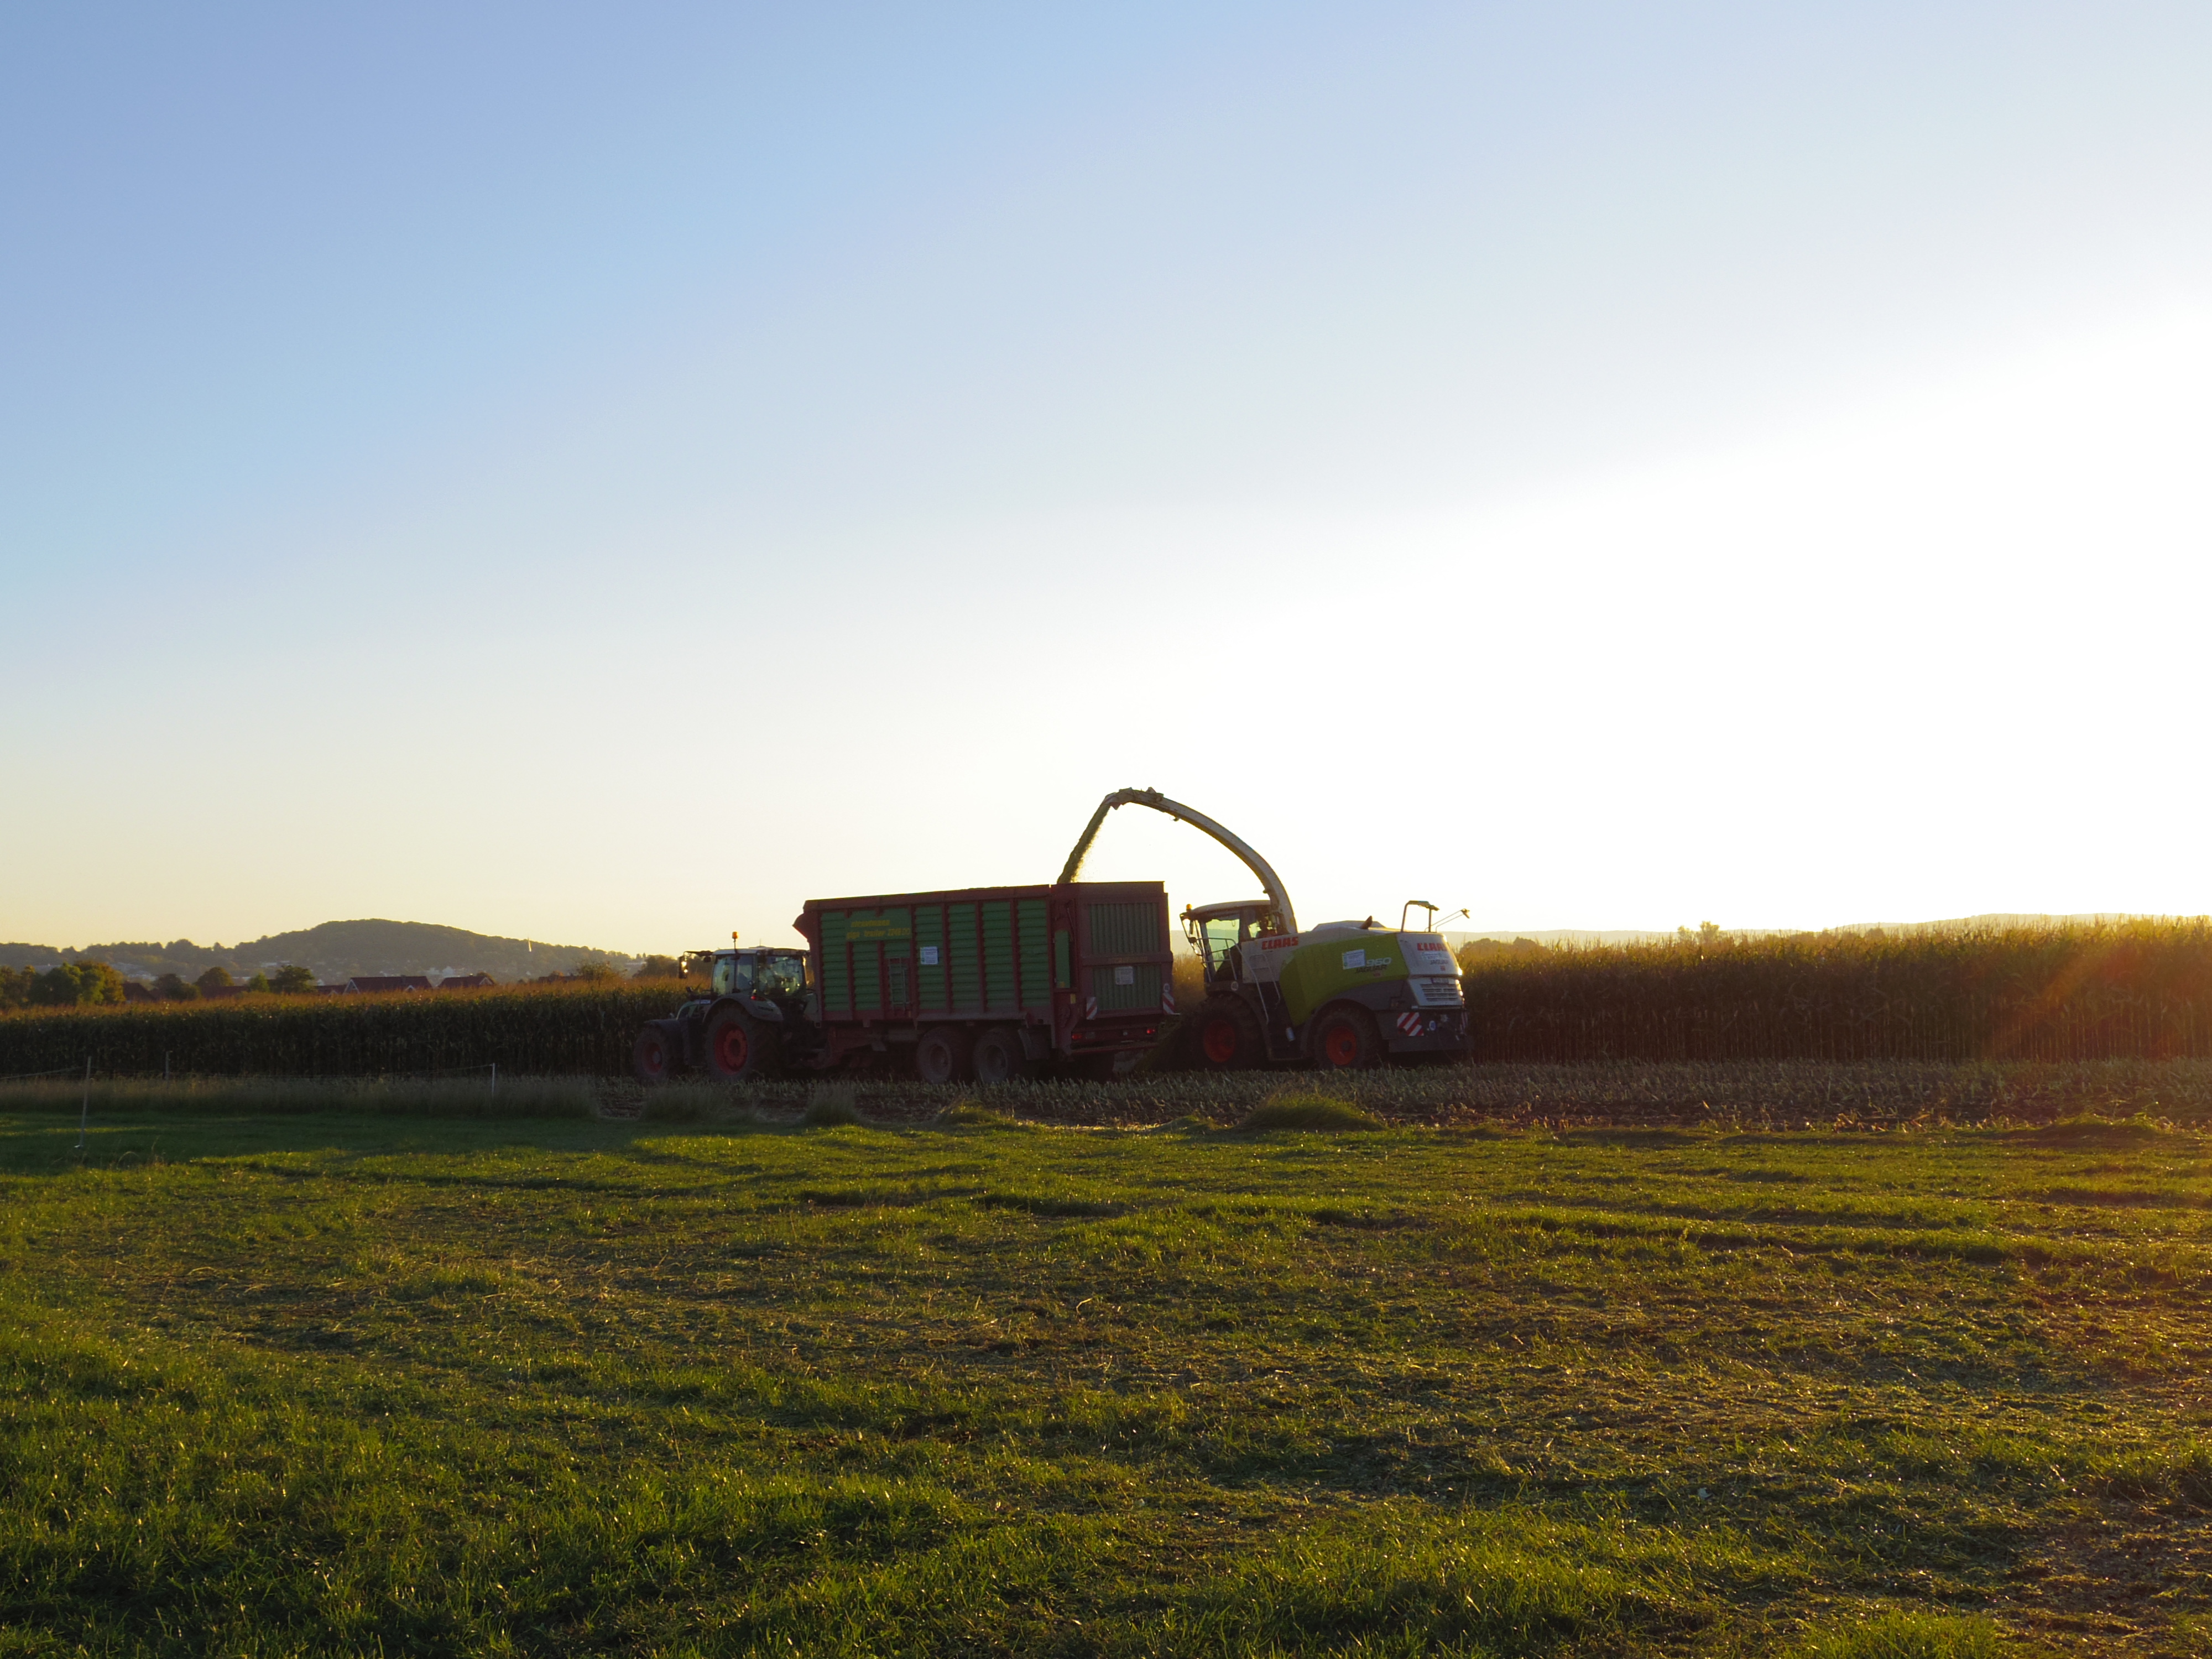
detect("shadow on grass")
(0, 1111), (673, 1173)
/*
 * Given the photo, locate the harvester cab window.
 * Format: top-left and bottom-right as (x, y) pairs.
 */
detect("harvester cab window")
(1199, 917), (1239, 977)
(755, 953), (807, 997)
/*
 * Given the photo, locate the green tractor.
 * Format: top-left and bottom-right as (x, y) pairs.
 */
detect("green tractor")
(1059, 788), (1468, 1071)
(630, 945), (813, 1083)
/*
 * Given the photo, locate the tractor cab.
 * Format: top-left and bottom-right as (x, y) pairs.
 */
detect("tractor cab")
(707, 947), (811, 1008)
(1181, 901), (1286, 987)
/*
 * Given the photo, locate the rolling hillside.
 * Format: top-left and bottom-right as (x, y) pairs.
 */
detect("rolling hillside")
(0, 920), (639, 985)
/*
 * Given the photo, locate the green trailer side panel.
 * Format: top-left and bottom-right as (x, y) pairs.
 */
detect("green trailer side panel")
(839, 907), (911, 1014)
(821, 911), (851, 1015)
(1018, 899), (1050, 1006)
(851, 938), (880, 1013)
(981, 902), (1014, 1009)
(915, 904), (948, 1013)
(1091, 961), (1161, 1012)
(808, 882), (1164, 1031)
(1087, 901), (1161, 958)
(847, 915), (909, 942)
(948, 904), (981, 1011)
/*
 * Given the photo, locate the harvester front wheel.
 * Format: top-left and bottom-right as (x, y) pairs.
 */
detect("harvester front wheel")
(632, 1025), (676, 1086)
(1193, 995), (1262, 1070)
(705, 1005), (779, 1081)
(1312, 1006), (1379, 1071)
(914, 1026), (972, 1085)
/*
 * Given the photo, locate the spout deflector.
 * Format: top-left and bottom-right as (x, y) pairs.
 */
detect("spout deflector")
(1058, 787), (1297, 935)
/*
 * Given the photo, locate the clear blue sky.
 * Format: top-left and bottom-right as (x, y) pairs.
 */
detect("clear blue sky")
(4, 3), (2209, 952)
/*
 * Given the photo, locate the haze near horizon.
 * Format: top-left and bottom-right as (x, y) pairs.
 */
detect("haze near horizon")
(4, 4), (2207, 952)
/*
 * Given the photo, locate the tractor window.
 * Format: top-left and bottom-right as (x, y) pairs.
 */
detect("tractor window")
(755, 953), (807, 996)
(713, 956), (754, 996)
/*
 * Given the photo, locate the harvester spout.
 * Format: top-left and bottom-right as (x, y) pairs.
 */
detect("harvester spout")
(1058, 787), (1298, 934)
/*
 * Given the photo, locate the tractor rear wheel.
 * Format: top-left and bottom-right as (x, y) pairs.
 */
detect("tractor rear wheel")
(1312, 1006), (1379, 1071)
(1193, 995), (1263, 1070)
(632, 1025), (676, 1086)
(704, 1005), (779, 1081)
(914, 1025), (972, 1085)
(971, 1026), (1029, 1084)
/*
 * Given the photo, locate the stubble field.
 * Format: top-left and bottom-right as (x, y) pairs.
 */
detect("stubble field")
(2, 1095), (2208, 1656)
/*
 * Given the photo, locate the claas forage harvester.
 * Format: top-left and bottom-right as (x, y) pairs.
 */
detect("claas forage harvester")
(1060, 789), (1468, 1071)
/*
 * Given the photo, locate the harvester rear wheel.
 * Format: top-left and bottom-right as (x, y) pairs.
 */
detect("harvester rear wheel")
(705, 1005), (779, 1081)
(1193, 995), (1262, 1070)
(914, 1026), (972, 1085)
(971, 1026), (1029, 1084)
(632, 1025), (676, 1085)
(1312, 1006), (1379, 1070)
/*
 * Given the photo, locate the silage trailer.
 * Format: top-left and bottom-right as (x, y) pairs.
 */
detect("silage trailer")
(630, 880), (1175, 1085)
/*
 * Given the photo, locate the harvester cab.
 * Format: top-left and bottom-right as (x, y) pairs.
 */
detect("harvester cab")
(1182, 900), (1285, 987)
(1063, 787), (1468, 1071)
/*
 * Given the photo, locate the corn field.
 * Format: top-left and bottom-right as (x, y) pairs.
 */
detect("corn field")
(6, 920), (2210, 1081)
(0, 980), (686, 1081)
(1460, 919), (2212, 1063)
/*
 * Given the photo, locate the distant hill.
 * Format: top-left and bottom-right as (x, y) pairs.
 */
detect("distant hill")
(0, 920), (639, 986)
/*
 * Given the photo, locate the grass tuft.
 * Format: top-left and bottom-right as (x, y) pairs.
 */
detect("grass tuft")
(1151, 1113), (1218, 1133)
(935, 1099), (1031, 1130)
(1790, 1610), (2002, 1658)
(2094, 1439), (2212, 1507)
(800, 1083), (868, 1128)
(1236, 1091), (1383, 1133)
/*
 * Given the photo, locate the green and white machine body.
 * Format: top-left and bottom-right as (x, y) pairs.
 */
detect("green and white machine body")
(1184, 902), (1466, 1068)
(1058, 787), (1467, 1070)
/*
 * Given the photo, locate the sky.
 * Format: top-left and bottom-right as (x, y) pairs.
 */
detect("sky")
(3, 2), (2209, 954)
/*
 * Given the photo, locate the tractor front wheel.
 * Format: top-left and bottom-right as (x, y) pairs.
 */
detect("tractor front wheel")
(1312, 1006), (1379, 1071)
(704, 1005), (779, 1081)
(1193, 995), (1262, 1070)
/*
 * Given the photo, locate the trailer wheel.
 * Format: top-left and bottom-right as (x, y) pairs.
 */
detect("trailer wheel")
(632, 1025), (676, 1085)
(971, 1026), (1028, 1085)
(1312, 1006), (1379, 1070)
(705, 1005), (779, 1081)
(914, 1026), (972, 1085)
(1193, 995), (1262, 1070)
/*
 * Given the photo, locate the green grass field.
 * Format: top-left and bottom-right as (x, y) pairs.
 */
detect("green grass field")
(3, 1099), (2208, 1656)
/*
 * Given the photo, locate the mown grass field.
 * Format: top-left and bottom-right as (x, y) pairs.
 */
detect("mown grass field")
(3, 1098), (2209, 1656)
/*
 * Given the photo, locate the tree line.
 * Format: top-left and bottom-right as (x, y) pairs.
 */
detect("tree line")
(1, 962), (319, 1009)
